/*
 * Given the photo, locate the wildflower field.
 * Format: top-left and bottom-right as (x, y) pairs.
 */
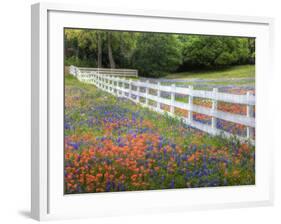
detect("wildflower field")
(64, 75), (255, 194)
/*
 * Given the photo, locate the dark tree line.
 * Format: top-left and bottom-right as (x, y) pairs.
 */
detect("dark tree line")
(64, 29), (255, 77)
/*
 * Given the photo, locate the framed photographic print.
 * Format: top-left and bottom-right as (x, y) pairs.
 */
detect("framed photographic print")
(31, 2), (274, 221)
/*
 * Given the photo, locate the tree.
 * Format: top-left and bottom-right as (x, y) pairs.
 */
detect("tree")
(248, 38), (255, 64)
(104, 31), (138, 69)
(180, 35), (251, 69)
(107, 32), (116, 68)
(97, 32), (103, 68)
(132, 33), (182, 77)
(64, 29), (82, 61)
(113, 32), (138, 68)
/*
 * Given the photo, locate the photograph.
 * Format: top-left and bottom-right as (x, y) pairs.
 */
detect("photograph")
(64, 28), (255, 194)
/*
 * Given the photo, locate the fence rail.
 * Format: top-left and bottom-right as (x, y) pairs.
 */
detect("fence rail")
(69, 66), (255, 143)
(69, 65), (138, 77)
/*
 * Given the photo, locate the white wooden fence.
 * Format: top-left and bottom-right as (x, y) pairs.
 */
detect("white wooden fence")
(69, 65), (138, 77)
(69, 66), (255, 143)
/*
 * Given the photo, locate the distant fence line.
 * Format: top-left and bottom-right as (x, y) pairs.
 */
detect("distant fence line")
(70, 66), (138, 77)
(69, 66), (255, 143)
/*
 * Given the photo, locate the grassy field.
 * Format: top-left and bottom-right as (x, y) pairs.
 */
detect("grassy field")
(64, 75), (255, 194)
(164, 65), (255, 80)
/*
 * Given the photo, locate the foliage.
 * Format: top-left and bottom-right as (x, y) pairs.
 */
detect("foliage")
(132, 33), (182, 77)
(180, 35), (252, 69)
(64, 29), (255, 78)
(65, 56), (96, 67)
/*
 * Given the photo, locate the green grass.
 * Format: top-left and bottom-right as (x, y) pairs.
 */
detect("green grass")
(164, 65), (255, 80)
(65, 73), (76, 83)
(183, 79), (255, 87)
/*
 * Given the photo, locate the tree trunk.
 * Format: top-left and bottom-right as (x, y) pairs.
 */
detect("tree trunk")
(97, 33), (102, 68)
(107, 32), (116, 68)
(75, 49), (79, 64)
(75, 41), (79, 61)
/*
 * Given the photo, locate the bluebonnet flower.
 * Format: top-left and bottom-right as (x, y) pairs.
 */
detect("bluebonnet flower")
(170, 179), (175, 188)
(68, 142), (79, 150)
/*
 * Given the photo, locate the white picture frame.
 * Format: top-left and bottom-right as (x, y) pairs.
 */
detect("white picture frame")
(31, 2), (275, 221)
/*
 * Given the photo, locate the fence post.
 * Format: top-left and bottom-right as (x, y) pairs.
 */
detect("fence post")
(170, 84), (176, 114)
(188, 85), (193, 124)
(75, 67), (77, 77)
(122, 78), (126, 97)
(90, 72), (93, 84)
(106, 75), (109, 91)
(108, 75), (113, 93)
(101, 76), (104, 90)
(77, 69), (81, 81)
(113, 79), (116, 96)
(211, 88), (218, 132)
(94, 73), (96, 85)
(246, 91), (254, 139)
(108, 76), (111, 92)
(157, 82), (161, 111)
(136, 81), (140, 103)
(145, 80), (149, 105)
(113, 78), (116, 94)
(105, 76), (108, 92)
(115, 78), (118, 95)
(118, 78), (122, 96)
(119, 78), (123, 97)
(110, 76), (113, 93)
(129, 80), (132, 99)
